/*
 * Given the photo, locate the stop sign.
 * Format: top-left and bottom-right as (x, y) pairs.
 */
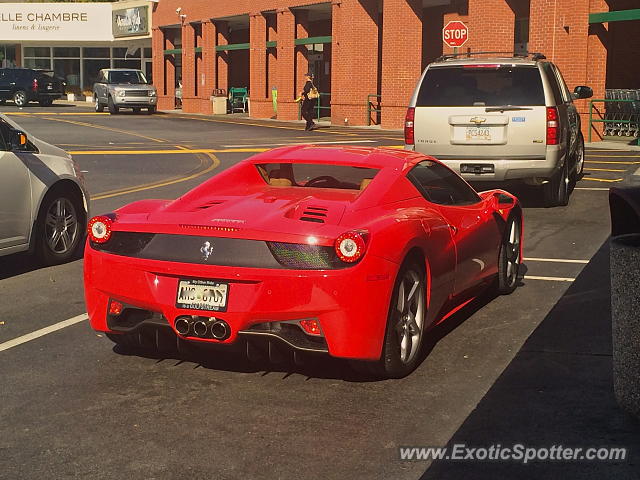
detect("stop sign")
(443, 21), (469, 48)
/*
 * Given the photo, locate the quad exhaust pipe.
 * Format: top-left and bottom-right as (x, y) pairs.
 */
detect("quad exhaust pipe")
(174, 316), (230, 340)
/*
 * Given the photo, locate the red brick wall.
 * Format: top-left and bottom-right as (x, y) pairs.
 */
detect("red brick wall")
(152, 0), (624, 132)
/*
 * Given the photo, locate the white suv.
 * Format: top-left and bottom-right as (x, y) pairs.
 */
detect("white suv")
(404, 53), (593, 206)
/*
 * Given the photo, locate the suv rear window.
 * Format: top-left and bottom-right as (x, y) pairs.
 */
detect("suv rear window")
(416, 65), (545, 107)
(257, 163), (379, 190)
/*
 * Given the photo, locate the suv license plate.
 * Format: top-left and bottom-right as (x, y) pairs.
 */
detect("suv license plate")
(176, 279), (228, 312)
(465, 127), (492, 141)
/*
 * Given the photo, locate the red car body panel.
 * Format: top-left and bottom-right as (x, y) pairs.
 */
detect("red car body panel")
(84, 146), (523, 361)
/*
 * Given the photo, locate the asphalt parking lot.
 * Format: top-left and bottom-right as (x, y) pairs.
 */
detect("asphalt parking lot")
(0, 103), (639, 479)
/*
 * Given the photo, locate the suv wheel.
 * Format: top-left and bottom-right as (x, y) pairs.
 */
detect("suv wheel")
(13, 90), (27, 107)
(571, 134), (585, 183)
(107, 96), (119, 115)
(542, 160), (569, 207)
(94, 95), (104, 112)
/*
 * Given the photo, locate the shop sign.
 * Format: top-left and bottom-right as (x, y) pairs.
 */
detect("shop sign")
(112, 6), (149, 38)
(0, 3), (112, 41)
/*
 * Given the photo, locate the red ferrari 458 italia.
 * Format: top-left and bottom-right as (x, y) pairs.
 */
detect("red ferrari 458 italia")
(84, 146), (523, 378)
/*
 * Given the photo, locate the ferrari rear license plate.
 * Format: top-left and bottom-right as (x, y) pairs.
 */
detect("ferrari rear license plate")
(176, 279), (228, 312)
(465, 127), (491, 141)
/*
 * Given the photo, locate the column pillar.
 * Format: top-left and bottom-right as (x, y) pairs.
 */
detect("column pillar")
(216, 21), (230, 92)
(181, 22), (197, 112)
(201, 21), (217, 114)
(585, 0), (609, 140)
(152, 28), (166, 105)
(380, 0), (421, 129)
(250, 12), (270, 118)
(275, 8), (297, 120)
(331, 0), (379, 126)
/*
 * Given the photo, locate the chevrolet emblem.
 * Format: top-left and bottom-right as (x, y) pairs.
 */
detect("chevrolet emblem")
(470, 117), (487, 125)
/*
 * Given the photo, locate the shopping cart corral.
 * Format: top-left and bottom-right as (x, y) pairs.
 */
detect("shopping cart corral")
(589, 90), (640, 142)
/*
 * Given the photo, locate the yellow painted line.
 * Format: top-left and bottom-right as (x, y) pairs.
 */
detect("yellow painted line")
(175, 145), (189, 151)
(585, 160), (639, 165)
(582, 177), (623, 183)
(585, 154), (640, 158)
(69, 148), (269, 155)
(5, 112), (110, 116)
(584, 167), (627, 172)
(39, 116), (167, 143)
(91, 153), (220, 201)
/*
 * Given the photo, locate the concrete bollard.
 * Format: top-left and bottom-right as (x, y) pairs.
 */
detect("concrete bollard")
(610, 187), (640, 419)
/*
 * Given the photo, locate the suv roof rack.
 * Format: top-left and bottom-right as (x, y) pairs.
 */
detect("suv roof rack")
(434, 51), (547, 62)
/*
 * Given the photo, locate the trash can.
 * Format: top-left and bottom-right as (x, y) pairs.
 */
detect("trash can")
(210, 89), (227, 115)
(609, 186), (640, 419)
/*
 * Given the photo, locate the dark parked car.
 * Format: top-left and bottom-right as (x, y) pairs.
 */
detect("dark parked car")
(0, 68), (66, 107)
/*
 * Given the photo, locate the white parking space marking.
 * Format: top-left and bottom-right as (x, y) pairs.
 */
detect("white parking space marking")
(633, 167), (640, 176)
(0, 314), (88, 353)
(523, 275), (575, 282)
(221, 140), (377, 147)
(575, 187), (610, 191)
(524, 257), (589, 264)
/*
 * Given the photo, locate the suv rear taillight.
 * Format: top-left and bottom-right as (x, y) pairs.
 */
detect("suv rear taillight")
(546, 107), (559, 145)
(32, 78), (38, 92)
(404, 107), (415, 146)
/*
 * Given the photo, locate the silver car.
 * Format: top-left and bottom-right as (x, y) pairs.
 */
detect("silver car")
(93, 69), (157, 115)
(405, 53), (593, 206)
(0, 114), (89, 265)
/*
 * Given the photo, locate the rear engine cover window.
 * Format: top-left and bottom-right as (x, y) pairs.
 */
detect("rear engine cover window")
(257, 163), (379, 190)
(417, 65), (545, 107)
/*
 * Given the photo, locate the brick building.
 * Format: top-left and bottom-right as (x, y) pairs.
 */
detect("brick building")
(152, 0), (640, 135)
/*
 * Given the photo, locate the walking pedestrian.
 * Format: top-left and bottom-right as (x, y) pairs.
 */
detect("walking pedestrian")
(300, 73), (318, 131)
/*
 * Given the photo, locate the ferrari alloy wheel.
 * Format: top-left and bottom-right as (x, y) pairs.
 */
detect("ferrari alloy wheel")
(353, 258), (426, 379)
(496, 215), (521, 295)
(36, 191), (83, 265)
(13, 90), (27, 107)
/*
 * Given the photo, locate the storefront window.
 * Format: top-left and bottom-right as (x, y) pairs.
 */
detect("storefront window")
(83, 47), (109, 58)
(54, 58), (81, 93)
(144, 48), (152, 58)
(24, 47), (50, 58)
(114, 59), (142, 69)
(24, 58), (51, 69)
(53, 47), (80, 57)
(0, 45), (18, 68)
(83, 59), (110, 90)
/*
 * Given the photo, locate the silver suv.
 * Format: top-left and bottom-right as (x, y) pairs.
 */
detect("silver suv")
(93, 69), (157, 115)
(404, 53), (593, 206)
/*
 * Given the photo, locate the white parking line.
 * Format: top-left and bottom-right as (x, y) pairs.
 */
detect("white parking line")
(575, 187), (609, 191)
(524, 257), (589, 264)
(221, 140), (377, 147)
(0, 313), (88, 353)
(523, 275), (575, 282)
(634, 167), (640, 176)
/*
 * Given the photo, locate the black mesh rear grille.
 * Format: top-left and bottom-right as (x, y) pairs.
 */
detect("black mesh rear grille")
(92, 232), (348, 270)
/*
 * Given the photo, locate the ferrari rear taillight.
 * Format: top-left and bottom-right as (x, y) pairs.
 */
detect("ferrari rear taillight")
(404, 107), (415, 146)
(299, 319), (322, 336)
(88, 215), (113, 244)
(108, 300), (123, 316)
(32, 78), (38, 92)
(546, 107), (559, 145)
(334, 231), (366, 263)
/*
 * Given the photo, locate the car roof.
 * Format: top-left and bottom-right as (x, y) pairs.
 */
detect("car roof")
(429, 57), (539, 67)
(246, 145), (431, 171)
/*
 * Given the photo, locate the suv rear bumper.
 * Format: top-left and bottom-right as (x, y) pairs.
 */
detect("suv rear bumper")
(406, 145), (566, 182)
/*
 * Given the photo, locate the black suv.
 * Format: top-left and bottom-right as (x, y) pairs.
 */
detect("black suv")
(0, 68), (66, 107)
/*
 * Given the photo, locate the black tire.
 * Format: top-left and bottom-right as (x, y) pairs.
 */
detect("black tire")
(495, 214), (522, 295)
(571, 134), (585, 184)
(108, 96), (119, 115)
(542, 160), (569, 207)
(147, 105), (156, 115)
(39, 98), (53, 107)
(13, 90), (27, 107)
(94, 95), (104, 112)
(34, 187), (85, 266)
(133, 107), (141, 114)
(351, 257), (427, 379)
(0, 99), (5, 105)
